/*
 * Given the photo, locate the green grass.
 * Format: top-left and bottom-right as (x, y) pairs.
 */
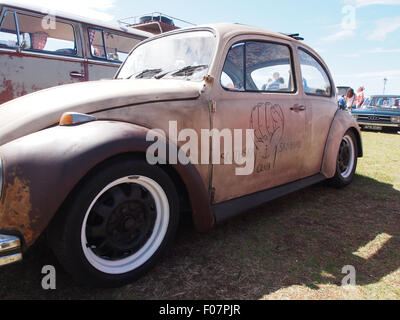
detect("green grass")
(0, 131), (399, 300)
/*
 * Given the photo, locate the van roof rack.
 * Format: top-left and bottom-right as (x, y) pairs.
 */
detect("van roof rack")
(281, 33), (304, 41)
(119, 13), (195, 35)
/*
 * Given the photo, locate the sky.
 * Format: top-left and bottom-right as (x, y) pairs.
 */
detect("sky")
(10, 0), (400, 95)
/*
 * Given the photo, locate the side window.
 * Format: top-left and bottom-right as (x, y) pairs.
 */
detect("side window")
(221, 41), (295, 93)
(298, 49), (332, 96)
(246, 41), (294, 92)
(104, 32), (140, 62)
(17, 13), (77, 56)
(221, 43), (244, 91)
(88, 28), (106, 59)
(0, 11), (18, 48)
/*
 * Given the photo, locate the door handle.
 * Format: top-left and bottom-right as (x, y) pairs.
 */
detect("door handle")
(291, 105), (306, 112)
(70, 71), (86, 78)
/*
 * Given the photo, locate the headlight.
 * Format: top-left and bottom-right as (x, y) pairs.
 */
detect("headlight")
(0, 157), (3, 200)
(352, 114), (358, 120)
(391, 116), (400, 123)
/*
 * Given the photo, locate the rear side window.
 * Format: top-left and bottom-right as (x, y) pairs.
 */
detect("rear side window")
(221, 41), (295, 93)
(298, 49), (332, 97)
(89, 28), (140, 63)
(0, 11), (18, 49)
(17, 13), (77, 56)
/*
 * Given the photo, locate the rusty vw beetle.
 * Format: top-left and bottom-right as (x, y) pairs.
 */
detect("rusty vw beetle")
(0, 23), (362, 287)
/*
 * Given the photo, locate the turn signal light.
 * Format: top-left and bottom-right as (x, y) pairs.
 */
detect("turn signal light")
(59, 112), (96, 126)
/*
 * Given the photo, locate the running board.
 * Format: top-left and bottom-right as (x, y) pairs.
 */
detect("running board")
(213, 174), (326, 223)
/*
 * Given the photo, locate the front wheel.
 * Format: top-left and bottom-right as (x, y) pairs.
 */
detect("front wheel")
(328, 131), (358, 188)
(48, 158), (179, 287)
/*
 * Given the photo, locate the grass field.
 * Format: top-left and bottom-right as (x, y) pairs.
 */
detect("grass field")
(0, 131), (399, 300)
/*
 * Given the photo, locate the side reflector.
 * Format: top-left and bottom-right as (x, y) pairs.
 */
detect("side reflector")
(59, 112), (97, 126)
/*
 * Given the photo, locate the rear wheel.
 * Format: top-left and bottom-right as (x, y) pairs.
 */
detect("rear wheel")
(48, 158), (179, 287)
(328, 131), (358, 188)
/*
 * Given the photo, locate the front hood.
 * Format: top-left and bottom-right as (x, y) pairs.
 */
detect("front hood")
(0, 79), (203, 146)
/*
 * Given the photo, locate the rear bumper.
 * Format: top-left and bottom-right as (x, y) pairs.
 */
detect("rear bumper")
(0, 234), (22, 267)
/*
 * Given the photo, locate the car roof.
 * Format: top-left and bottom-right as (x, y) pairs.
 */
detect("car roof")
(0, 0), (152, 37)
(154, 23), (326, 64)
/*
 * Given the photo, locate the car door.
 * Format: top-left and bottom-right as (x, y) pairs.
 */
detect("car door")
(210, 37), (309, 204)
(296, 47), (338, 176)
(0, 8), (86, 104)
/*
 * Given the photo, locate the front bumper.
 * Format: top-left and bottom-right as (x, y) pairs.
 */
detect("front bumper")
(357, 122), (400, 128)
(0, 234), (22, 267)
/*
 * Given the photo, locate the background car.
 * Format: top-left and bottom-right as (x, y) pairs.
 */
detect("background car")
(352, 95), (400, 133)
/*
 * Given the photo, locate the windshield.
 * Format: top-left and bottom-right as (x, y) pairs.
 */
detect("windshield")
(365, 97), (400, 108)
(117, 31), (216, 81)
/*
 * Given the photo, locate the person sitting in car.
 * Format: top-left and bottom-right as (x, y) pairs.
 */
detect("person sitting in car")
(262, 72), (284, 91)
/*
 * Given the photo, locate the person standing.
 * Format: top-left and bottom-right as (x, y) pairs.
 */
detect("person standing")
(356, 86), (365, 108)
(345, 88), (357, 111)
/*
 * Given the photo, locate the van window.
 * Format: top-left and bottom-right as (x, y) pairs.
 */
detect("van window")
(89, 28), (139, 63)
(88, 28), (106, 59)
(104, 32), (140, 62)
(17, 13), (77, 56)
(0, 11), (18, 48)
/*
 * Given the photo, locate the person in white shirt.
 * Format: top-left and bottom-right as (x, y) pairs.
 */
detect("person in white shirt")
(345, 88), (357, 111)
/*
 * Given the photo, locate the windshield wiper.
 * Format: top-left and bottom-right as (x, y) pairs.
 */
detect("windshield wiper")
(155, 65), (208, 79)
(127, 68), (163, 79)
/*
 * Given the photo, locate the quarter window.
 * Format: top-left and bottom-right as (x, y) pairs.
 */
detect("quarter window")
(221, 43), (244, 91)
(0, 11), (18, 49)
(298, 49), (332, 96)
(17, 13), (77, 56)
(221, 41), (295, 93)
(88, 28), (105, 59)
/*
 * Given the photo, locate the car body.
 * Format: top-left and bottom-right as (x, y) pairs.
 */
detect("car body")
(0, 23), (362, 286)
(0, 0), (151, 105)
(352, 95), (400, 132)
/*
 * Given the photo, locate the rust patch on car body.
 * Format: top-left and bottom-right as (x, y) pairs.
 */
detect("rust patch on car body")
(0, 170), (34, 246)
(0, 79), (15, 103)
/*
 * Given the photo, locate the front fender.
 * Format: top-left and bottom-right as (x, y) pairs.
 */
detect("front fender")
(0, 121), (213, 247)
(321, 110), (363, 179)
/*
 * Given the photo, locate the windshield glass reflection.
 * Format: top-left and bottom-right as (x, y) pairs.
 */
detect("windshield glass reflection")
(118, 31), (216, 81)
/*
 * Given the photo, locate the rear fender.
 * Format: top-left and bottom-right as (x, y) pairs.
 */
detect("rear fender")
(321, 110), (363, 179)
